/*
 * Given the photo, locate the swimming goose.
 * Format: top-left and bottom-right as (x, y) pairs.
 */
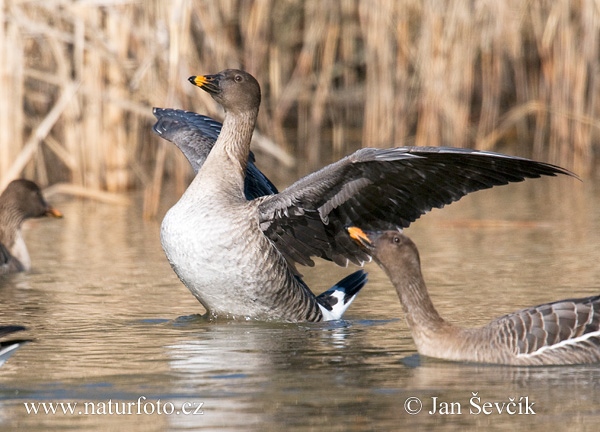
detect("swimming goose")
(0, 326), (31, 367)
(159, 69), (575, 322)
(154, 107), (366, 319)
(347, 227), (600, 365)
(0, 179), (63, 275)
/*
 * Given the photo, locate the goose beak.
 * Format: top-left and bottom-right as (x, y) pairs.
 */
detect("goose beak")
(188, 74), (221, 95)
(347, 227), (373, 249)
(44, 206), (63, 218)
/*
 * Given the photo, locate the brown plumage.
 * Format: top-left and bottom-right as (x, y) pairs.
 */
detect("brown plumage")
(348, 227), (600, 365)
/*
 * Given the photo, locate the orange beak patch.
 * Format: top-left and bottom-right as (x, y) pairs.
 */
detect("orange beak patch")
(347, 226), (371, 246)
(45, 206), (63, 218)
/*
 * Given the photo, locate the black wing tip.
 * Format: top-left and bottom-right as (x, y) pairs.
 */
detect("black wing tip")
(0, 326), (27, 338)
(550, 165), (581, 181)
(361, 146), (581, 181)
(315, 270), (368, 313)
(517, 157), (580, 181)
(333, 269), (368, 302)
(0, 339), (33, 348)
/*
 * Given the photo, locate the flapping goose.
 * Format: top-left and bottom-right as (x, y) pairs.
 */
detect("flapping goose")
(348, 227), (600, 365)
(0, 326), (31, 367)
(158, 69), (575, 322)
(0, 179), (62, 275)
(154, 107), (365, 320)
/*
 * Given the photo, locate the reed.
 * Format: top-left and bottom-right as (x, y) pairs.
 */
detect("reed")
(0, 0), (598, 217)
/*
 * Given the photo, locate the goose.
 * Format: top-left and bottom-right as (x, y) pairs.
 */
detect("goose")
(0, 179), (62, 275)
(158, 69), (575, 322)
(347, 227), (600, 365)
(0, 326), (31, 367)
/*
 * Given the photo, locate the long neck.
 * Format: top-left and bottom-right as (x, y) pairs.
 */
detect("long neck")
(382, 262), (449, 334)
(201, 108), (258, 196)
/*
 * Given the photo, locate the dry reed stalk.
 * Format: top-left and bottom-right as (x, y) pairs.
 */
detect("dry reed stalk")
(391, 1), (418, 147)
(143, 0), (192, 218)
(527, 0), (598, 171)
(359, 0), (396, 148)
(0, 81), (80, 191)
(43, 182), (130, 205)
(305, 2), (340, 168)
(1, 0), (599, 221)
(474, 1), (504, 147)
(104, 9), (130, 192)
(0, 4), (24, 180)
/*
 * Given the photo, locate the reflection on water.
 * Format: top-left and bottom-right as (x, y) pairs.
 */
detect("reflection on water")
(0, 175), (599, 430)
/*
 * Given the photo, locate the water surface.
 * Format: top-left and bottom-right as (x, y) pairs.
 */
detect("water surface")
(0, 174), (598, 431)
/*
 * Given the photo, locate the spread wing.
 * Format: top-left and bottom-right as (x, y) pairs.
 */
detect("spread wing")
(152, 108), (277, 199)
(256, 147), (577, 267)
(493, 295), (600, 361)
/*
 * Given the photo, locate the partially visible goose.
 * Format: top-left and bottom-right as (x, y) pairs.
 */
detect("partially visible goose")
(347, 227), (600, 365)
(0, 326), (31, 367)
(0, 179), (63, 275)
(159, 69), (576, 322)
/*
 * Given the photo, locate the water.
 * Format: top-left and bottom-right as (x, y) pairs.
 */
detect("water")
(0, 174), (599, 431)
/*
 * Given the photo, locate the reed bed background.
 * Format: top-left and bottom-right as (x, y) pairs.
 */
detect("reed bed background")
(1, 0), (599, 217)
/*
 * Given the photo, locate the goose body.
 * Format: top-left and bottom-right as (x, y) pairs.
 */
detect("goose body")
(157, 69), (575, 322)
(348, 227), (600, 365)
(0, 180), (62, 275)
(162, 181), (343, 321)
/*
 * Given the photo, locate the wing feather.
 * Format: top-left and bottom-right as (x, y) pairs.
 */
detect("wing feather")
(152, 108), (277, 199)
(257, 147), (577, 267)
(492, 295), (600, 358)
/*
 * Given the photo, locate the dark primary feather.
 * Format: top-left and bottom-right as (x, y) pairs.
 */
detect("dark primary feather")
(152, 108), (576, 269)
(152, 108), (278, 199)
(0, 326), (27, 339)
(257, 147), (577, 267)
(315, 270), (368, 311)
(495, 295), (600, 357)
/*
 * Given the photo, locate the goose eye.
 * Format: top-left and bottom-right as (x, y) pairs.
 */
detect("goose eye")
(234, 75), (243, 82)
(393, 237), (400, 243)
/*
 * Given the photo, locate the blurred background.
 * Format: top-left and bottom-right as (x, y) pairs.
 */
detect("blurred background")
(1, 4), (599, 429)
(1, 0), (599, 217)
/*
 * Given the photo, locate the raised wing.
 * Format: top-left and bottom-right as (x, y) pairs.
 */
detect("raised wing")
(493, 295), (600, 361)
(257, 147), (577, 267)
(152, 108), (277, 199)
